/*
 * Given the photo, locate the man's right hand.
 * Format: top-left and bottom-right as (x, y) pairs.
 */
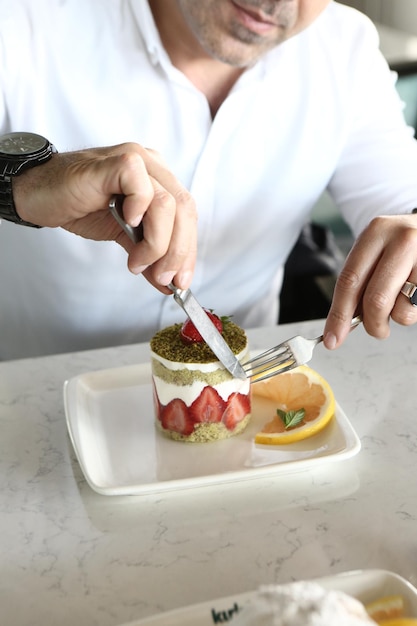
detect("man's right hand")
(12, 142), (198, 292)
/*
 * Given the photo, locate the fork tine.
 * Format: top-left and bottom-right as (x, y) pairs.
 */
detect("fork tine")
(243, 344), (291, 368)
(242, 341), (297, 383)
(244, 358), (297, 383)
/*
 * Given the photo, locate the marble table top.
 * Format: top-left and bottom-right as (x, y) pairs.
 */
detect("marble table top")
(1, 318), (417, 626)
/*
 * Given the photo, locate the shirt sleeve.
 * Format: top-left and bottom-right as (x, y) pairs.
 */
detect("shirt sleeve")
(327, 17), (417, 237)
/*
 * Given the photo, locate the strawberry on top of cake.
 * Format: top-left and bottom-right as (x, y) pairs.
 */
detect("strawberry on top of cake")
(150, 310), (251, 443)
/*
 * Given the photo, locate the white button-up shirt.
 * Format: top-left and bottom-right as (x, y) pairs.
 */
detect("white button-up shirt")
(1, 0), (417, 359)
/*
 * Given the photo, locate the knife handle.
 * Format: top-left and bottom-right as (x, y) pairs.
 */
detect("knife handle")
(109, 194), (143, 244)
(109, 194), (178, 294)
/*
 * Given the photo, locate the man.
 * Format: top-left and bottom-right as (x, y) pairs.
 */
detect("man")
(2, 0), (417, 359)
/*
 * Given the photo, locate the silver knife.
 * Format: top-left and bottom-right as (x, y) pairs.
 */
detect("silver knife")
(109, 195), (247, 380)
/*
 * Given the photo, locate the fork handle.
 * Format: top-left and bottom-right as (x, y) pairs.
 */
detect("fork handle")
(350, 315), (363, 329)
(316, 315), (362, 343)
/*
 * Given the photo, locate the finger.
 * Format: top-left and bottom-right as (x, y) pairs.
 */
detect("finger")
(359, 242), (413, 337)
(126, 178), (197, 290)
(391, 275), (417, 326)
(126, 179), (176, 272)
(323, 228), (383, 349)
(147, 187), (198, 289)
(360, 218), (417, 335)
(113, 153), (155, 227)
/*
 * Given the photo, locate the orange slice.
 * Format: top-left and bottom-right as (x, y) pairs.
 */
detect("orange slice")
(365, 595), (405, 622)
(252, 365), (335, 445)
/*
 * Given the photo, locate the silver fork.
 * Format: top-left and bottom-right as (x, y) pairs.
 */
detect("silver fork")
(242, 316), (362, 383)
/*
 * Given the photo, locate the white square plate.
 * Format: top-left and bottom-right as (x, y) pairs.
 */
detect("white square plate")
(119, 569), (417, 625)
(64, 363), (360, 496)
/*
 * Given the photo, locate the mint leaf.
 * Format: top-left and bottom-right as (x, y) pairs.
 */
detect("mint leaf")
(207, 309), (232, 325)
(277, 408), (306, 430)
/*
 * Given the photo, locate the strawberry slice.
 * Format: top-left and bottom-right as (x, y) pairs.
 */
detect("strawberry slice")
(222, 393), (251, 430)
(161, 398), (194, 436)
(189, 386), (226, 423)
(180, 309), (223, 344)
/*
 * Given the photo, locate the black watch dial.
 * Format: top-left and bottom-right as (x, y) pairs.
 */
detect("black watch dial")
(0, 132), (49, 156)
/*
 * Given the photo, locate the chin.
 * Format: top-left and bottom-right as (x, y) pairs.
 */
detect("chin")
(203, 35), (272, 66)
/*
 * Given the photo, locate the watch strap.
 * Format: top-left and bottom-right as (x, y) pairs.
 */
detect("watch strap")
(0, 175), (42, 228)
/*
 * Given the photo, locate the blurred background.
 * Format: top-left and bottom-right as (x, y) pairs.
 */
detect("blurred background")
(340, 0), (417, 34)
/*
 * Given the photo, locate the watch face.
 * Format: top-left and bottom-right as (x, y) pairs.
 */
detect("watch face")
(0, 132), (48, 156)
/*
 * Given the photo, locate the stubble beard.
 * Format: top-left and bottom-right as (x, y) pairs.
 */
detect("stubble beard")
(179, 0), (297, 67)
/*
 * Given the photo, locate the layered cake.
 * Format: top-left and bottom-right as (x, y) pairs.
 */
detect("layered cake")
(233, 582), (377, 626)
(150, 311), (251, 442)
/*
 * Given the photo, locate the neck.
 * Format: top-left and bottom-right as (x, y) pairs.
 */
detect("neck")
(149, 0), (244, 117)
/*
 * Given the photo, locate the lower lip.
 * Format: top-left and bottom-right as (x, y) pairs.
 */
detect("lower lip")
(231, 1), (277, 35)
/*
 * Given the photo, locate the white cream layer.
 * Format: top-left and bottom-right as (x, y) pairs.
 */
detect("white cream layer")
(151, 347), (250, 407)
(153, 375), (250, 407)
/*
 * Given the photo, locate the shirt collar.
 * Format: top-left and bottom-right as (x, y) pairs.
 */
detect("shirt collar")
(131, 0), (171, 68)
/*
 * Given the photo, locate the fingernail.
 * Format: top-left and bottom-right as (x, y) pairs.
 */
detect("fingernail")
(131, 264), (149, 275)
(129, 214), (143, 228)
(176, 270), (193, 289)
(158, 271), (176, 286)
(324, 332), (337, 350)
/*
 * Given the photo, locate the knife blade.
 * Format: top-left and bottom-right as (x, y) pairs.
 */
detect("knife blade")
(109, 195), (247, 380)
(169, 285), (247, 380)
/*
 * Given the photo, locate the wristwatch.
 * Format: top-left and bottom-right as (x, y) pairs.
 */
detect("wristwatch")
(0, 131), (57, 227)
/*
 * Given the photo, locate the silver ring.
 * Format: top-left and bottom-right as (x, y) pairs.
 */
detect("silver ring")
(400, 281), (417, 306)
